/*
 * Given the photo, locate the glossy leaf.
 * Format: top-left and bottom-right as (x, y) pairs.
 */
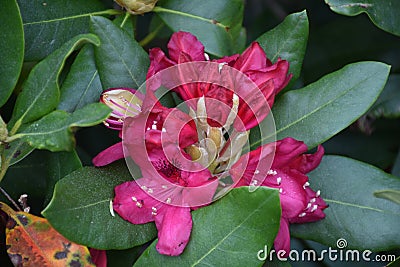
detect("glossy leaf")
(368, 74), (400, 119)
(374, 189), (400, 205)
(45, 150), (82, 206)
(90, 16), (149, 89)
(9, 34), (100, 130)
(58, 45), (103, 112)
(134, 187), (281, 266)
(154, 0), (244, 56)
(291, 155), (400, 251)
(263, 62), (390, 149)
(18, 0), (108, 61)
(42, 162), (157, 250)
(14, 103), (110, 152)
(1, 202), (95, 267)
(325, 0), (400, 36)
(0, 0), (24, 107)
(256, 11), (309, 90)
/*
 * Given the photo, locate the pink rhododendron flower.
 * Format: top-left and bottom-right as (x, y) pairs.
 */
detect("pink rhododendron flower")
(230, 137), (328, 254)
(92, 31), (326, 257)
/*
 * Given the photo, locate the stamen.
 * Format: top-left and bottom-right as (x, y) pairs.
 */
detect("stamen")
(311, 205), (318, 212)
(276, 177), (282, 185)
(141, 185), (148, 190)
(267, 170), (277, 176)
(166, 197), (171, 204)
(162, 185), (168, 189)
(147, 188), (153, 194)
(151, 212), (157, 216)
(151, 124), (157, 130)
(131, 196), (137, 202)
(109, 200), (115, 217)
(316, 190), (321, 197)
(152, 207), (157, 212)
(162, 127), (167, 133)
(279, 188), (283, 193)
(298, 212), (306, 218)
(306, 203), (312, 209)
(310, 198), (316, 203)
(254, 170), (260, 175)
(136, 202), (143, 208)
(204, 53), (210, 61)
(218, 62), (226, 73)
(303, 182), (310, 189)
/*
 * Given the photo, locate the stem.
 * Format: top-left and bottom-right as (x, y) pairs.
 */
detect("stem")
(119, 11), (131, 28)
(0, 187), (21, 211)
(5, 133), (24, 143)
(139, 22), (164, 47)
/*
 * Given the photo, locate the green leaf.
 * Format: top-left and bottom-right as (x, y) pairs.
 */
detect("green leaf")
(262, 61), (390, 149)
(374, 189), (400, 205)
(9, 34), (100, 131)
(17, 0), (110, 61)
(368, 74), (400, 119)
(291, 155), (400, 251)
(15, 103), (111, 152)
(58, 45), (103, 112)
(393, 150), (400, 177)
(154, 0), (244, 56)
(325, 0), (400, 36)
(44, 150), (82, 206)
(90, 16), (149, 89)
(134, 187), (281, 267)
(256, 11), (309, 91)
(3, 140), (34, 167)
(42, 162), (157, 249)
(0, 0), (24, 107)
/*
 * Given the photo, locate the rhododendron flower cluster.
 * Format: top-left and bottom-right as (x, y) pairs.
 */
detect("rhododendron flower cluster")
(93, 31), (327, 256)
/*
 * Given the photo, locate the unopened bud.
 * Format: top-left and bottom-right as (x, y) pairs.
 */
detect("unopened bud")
(115, 0), (158, 15)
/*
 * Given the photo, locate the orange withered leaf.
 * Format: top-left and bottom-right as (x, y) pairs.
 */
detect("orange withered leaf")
(0, 202), (95, 267)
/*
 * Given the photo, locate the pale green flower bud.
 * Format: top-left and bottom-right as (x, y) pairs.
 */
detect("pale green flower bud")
(115, 0), (158, 15)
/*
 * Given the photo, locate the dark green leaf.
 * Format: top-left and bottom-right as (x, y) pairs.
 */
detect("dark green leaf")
(42, 162), (157, 249)
(154, 0), (244, 56)
(90, 16), (149, 89)
(259, 62), (390, 149)
(58, 45), (103, 112)
(368, 74), (400, 119)
(135, 187), (281, 267)
(325, 0), (400, 36)
(393, 150), (400, 177)
(9, 34), (100, 130)
(256, 11), (309, 91)
(291, 155), (400, 251)
(4, 140), (34, 167)
(107, 245), (145, 267)
(0, 0), (24, 107)
(17, 0), (109, 61)
(16, 103), (111, 152)
(374, 189), (400, 205)
(44, 150), (82, 205)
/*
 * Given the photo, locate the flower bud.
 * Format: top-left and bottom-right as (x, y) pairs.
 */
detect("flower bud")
(115, 0), (158, 15)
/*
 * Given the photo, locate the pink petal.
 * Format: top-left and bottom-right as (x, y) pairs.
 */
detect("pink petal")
(147, 48), (175, 79)
(155, 206), (192, 256)
(233, 42), (271, 72)
(289, 145), (325, 174)
(272, 138), (309, 169)
(89, 249), (107, 267)
(168, 32), (205, 62)
(113, 180), (161, 224)
(92, 142), (124, 167)
(273, 218), (291, 256)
